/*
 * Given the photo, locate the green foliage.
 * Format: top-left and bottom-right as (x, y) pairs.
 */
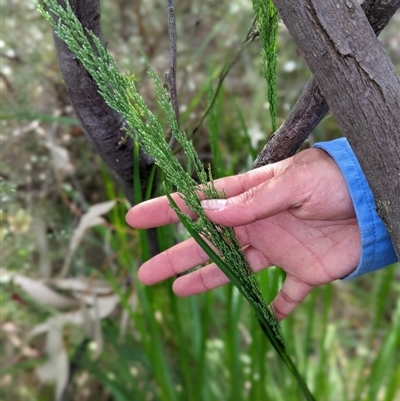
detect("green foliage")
(252, 0), (279, 131)
(39, 0), (315, 398)
(3, 2), (400, 401)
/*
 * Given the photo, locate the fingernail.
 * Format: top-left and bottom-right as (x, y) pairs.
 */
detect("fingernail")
(201, 199), (227, 210)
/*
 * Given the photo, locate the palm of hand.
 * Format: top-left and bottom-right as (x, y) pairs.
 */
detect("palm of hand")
(234, 211), (359, 288)
(126, 148), (360, 319)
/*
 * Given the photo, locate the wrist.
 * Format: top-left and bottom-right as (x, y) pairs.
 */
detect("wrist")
(313, 138), (397, 278)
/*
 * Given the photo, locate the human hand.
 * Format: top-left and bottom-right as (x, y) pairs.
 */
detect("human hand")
(126, 148), (360, 320)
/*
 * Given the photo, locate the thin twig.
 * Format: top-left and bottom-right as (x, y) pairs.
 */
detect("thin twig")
(191, 21), (258, 137)
(246, 18), (258, 41)
(171, 21), (258, 156)
(166, 0), (180, 150)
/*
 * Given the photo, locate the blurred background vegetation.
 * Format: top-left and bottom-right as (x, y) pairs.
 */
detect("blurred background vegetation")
(1, 1), (400, 400)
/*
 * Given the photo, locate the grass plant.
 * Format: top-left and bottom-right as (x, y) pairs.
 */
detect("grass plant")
(2, 2), (398, 401)
(38, 0), (317, 398)
(251, 0), (279, 131)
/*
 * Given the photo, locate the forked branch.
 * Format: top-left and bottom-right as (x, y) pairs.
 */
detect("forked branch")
(270, 0), (400, 257)
(253, 0), (400, 168)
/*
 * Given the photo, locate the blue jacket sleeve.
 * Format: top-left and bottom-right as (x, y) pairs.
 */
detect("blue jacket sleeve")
(313, 138), (397, 279)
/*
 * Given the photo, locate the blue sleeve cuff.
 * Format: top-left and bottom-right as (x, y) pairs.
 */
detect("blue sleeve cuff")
(313, 138), (397, 279)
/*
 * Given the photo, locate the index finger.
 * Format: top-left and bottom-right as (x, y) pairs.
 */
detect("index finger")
(125, 163), (279, 229)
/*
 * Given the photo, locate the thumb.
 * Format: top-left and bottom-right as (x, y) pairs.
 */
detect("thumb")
(200, 173), (301, 227)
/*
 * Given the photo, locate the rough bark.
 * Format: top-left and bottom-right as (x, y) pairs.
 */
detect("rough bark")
(52, 0), (154, 206)
(53, 0), (159, 256)
(254, 0), (400, 167)
(272, 0), (400, 258)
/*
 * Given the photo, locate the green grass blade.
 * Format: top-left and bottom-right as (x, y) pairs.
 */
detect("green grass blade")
(165, 190), (315, 401)
(314, 284), (333, 398)
(225, 285), (243, 401)
(366, 299), (400, 401)
(251, 0), (279, 131)
(383, 364), (400, 401)
(168, 289), (196, 401)
(195, 292), (212, 400)
(230, 94), (258, 161)
(207, 78), (224, 179)
(144, 164), (158, 201)
(41, 2), (312, 397)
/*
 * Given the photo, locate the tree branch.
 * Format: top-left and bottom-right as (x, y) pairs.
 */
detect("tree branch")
(271, 0), (400, 257)
(52, 0), (159, 256)
(166, 0), (180, 150)
(171, 21), (258, 156)
(253, 0), (400, 168)
(52, 0), (154, 206)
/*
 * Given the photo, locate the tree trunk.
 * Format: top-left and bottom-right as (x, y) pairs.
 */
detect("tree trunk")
(52, 0), (154, 206)
(272, 0), (400, 258)
(53, 0), (159, 256)
(253, 0), (400, 167)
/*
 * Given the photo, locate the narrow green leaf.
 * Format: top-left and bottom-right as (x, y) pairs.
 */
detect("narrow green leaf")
(165, 189), (315, 401)
(39, 1), (313, 398)
(251, 0), (279, 131)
